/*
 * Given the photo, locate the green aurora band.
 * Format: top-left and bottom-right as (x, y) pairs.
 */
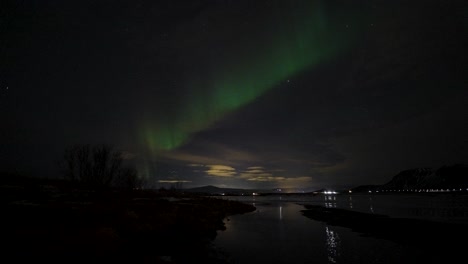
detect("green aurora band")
(142, 1), (361, 151)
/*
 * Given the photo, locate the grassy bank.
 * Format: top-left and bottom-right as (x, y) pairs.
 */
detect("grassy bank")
(1, 176), (256, 263)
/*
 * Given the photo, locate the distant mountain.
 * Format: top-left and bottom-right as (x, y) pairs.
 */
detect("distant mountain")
(184, 186), (316, 195)
(184, 185), (245, 195)
(352, 164), (468, 193)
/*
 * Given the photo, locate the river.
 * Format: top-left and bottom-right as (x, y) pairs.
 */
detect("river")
(212, 193), (468, 264)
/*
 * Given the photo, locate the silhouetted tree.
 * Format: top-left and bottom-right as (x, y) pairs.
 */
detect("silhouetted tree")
(115, 166), (144, 190)
(170, 181), (184, 192)
(62, 144), (124, 189)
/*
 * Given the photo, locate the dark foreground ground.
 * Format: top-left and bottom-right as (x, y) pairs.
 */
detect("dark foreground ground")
(0, 177), (255, 263)
(300, 204), (468, 263)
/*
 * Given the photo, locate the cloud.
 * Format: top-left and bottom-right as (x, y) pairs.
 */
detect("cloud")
(158, 180), (192, 183)
(247, 166), (264, 170)
(205, 164), (237, 177)
(247, 176), (285, 182)
(282, 176), (312, 185)
(160, 151), (232, 166)
(239, 166), (274, 180)
(188, 164), (205, 167)
(158, 142), (259, 167)
(242, 169), (264, 174)
(239, 167), (311, 184)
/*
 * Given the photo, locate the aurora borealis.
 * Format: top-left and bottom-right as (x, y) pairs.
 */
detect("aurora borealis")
(141, 1), (357, 151)
(1, 0), (467, 190)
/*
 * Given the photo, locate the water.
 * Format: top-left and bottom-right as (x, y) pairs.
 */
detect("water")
(213, 194), (468, 264)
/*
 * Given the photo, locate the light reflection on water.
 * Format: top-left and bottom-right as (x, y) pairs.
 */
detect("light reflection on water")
(214, 194), (468, 264)
(326, 226), (340, 263)
(324, 195), (337, 208)
(279, 205), (282, 220)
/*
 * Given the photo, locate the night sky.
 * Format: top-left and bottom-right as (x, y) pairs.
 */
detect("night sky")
(1, 0), (467, 190)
